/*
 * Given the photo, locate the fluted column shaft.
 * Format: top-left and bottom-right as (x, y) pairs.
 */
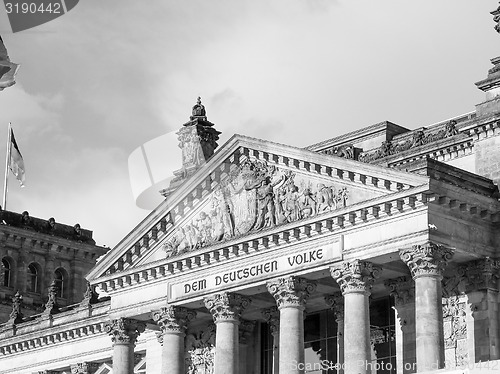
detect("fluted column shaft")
(267, 276), (317, 374)
(152, 306), (196, 374)
(331, 260), (381, 374)
(400, 243), (453, 372)
(204, 292), (251, 374)
(105, 318), (145, 374)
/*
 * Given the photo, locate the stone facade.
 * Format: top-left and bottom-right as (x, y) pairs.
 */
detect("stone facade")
(2, 8), (500, 374)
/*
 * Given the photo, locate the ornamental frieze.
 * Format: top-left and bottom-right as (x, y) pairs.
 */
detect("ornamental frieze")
(442, 295), (468, 369)
(185, 324), (216, 374)
(163, 156), (349, 259)
(358, 120), (459, 163)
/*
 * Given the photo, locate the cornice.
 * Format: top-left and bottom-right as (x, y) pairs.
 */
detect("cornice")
(305, 120), (409, 152)
(461, 113), (500, 140)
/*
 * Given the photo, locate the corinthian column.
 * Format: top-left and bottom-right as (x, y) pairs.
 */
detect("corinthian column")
(330, 260), (381, 374)
(204, 292), (251, 374)
(262, 307), (280, 374)
(105, 318), (146, 374)
(385, 276), (416, 374)
(152, 306), (196, 374)
(267, 276), (317, 374)
(400, 242), (453, 372)
(325, 292), (344, 374)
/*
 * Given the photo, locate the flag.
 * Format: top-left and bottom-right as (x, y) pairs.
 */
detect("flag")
(0, 36), (20, 91)
(9, 129), (25, 187)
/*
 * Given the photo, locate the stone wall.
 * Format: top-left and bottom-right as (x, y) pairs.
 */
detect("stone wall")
(475, 135), (500, 187)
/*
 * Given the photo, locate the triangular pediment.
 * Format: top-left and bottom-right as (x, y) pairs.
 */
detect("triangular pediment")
(87, 135), (429, 282)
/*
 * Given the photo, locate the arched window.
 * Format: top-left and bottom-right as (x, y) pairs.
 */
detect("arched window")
(1, 258), (12, 287)
(27, 263), (41, 293)
(54, 268), (67, 298)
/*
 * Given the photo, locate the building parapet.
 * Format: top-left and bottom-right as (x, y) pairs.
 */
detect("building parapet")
(0, 299), (110, 355)
(0, 210), (95, 244)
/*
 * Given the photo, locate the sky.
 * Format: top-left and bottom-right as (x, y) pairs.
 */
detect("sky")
(0, 0), (498, 248)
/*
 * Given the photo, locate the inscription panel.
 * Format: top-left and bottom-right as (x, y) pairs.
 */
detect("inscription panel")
(168, 240), (342, 302)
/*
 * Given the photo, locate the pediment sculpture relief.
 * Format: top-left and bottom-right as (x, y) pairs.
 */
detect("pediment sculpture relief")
(163, 156), (349, 258)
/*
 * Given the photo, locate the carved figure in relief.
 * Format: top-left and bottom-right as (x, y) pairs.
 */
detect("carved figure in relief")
(284, 184), (301, 222)
(301, 188), (316, 218)
(316, 183), (336, 212)
(245, 174), (285, 229)
(196, 212), (213, 245)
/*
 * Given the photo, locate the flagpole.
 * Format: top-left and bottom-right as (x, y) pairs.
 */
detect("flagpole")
(2, 122), (11, 210)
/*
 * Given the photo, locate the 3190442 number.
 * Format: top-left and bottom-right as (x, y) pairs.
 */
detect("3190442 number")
(5, 2), (62, 14)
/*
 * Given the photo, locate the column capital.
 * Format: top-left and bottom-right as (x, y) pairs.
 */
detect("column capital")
(204, 292), (251, 323)
(384, 276), (415, 307)
(324, 292), (344, 321)
(70, 362), (99, 374)
(151, 306), (196, 335)
(330, 259), (381, 295)
(399, 242), (453, 278)
(266, 276), (317, 310)
(459, 257), (500, 291)
(105, 317), (146, 345)
(262, 306), (280, 335)
(239, 319), (256, 344)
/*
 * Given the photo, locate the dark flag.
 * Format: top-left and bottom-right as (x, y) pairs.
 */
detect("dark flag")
(0, 36), (20, 91)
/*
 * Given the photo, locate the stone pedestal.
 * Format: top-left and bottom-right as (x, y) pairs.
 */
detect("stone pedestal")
(204, 292), (251, 374)
(385, 277), (416, 374)
(105, 318), (146, 374)
(267, 276), (317, 374)
(325, 293), (344, 374)
(152, 306), (196, 374)
(331, 260), (381, 374)
(262, 307), (280, 374)
(400, 243), (453, 372)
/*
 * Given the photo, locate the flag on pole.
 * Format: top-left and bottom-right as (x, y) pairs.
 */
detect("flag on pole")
(0, 36), (20, 91)
(9, 129), (25, 187)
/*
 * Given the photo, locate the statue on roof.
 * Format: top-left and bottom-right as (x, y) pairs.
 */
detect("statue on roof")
(191, 96), (206, 118)
(492, 3), (500, 33)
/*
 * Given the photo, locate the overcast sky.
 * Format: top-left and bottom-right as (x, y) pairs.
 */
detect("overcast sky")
(0, 0), (498, 248)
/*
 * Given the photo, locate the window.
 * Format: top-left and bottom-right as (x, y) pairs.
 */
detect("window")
(54, 268), (66, 298)
(27, 263), (40, 293)
(1, 258), (12, 287)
